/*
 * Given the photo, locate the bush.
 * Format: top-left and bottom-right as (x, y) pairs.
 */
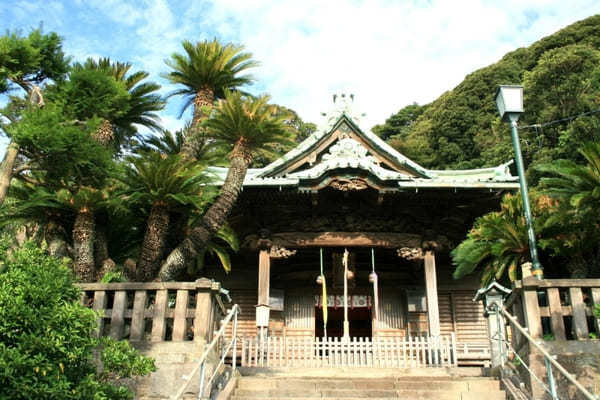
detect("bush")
(0, 242), (155, 399)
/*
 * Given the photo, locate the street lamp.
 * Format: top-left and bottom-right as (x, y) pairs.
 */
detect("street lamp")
(495, 85), (543, 279)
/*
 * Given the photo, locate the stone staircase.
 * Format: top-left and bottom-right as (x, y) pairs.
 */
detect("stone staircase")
(230, 368), (506, 400)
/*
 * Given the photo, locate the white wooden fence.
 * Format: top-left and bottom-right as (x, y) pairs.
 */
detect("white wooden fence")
(241, 334), (457, 368)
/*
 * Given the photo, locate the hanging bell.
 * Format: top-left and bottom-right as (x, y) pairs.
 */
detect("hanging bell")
(346, 270), (355, 280)
(369, 272), (377, 283)
(316, 275), (323, 285)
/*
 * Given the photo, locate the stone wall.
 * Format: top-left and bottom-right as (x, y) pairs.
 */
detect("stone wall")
(132, 341), (206, 399)
(543, 341), (600, 400)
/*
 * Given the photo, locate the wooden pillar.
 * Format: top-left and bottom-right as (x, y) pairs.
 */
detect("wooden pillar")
(193, 290), (213, 343)
(256, 249), (270, 334)
(424, 251), (441, 337)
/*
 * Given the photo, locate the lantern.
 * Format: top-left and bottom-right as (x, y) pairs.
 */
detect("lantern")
(316, 275), (323, 285)
(369, 271), (377, 283)
(346, 270), (354, 280)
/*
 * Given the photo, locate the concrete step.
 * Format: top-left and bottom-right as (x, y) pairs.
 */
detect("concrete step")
(238, 367), (486, 378)
(233, 376), (506, 400)
(232, 394), (506, 400)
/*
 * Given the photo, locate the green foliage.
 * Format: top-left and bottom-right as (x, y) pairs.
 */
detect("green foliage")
(0, 243), (154, 399)
(163, 38), (258, 117)
(119, 151), (214, 211)
(52, 67), (131, 122)
(72, 57), (165, 143)
(7, 102), (112, 186)
(0, 27), (69, 94)
(538, 142), (600, 211)
(372, 103), (427, 141)
(99, 337), (155, 380)
(251, 104), (317, 167)
(452, 193), (549, 286)
(99, 269), (128, 283)
(205, 90), (296, 160)
(191, 224), (239, 275)
(536, 143), (600, 276)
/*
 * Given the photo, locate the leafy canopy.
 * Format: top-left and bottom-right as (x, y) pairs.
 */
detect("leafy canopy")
(0, 27), (69, 94)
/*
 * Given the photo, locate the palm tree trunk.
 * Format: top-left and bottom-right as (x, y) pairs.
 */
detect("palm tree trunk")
(138, 201), (170, 281)
(73, 207), (96, 282)
(0, 140), (19, 206)
(92, 119), (115, 147)
(159, 140), (251, 280)
(180, 86), (214, 161)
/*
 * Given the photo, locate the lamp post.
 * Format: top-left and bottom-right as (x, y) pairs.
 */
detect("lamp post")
(495, 85), (543, 279)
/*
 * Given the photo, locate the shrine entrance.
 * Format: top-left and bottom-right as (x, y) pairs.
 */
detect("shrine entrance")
(315, 307), (372, 338)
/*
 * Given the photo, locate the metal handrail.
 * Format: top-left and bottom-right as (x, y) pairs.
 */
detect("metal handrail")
(170, 304), (240, 400)
(499, 306), (596, 400)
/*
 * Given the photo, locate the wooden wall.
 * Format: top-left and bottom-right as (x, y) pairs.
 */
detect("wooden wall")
(375, 287), (407, 337)
(284, 293), (315, 337)
(439, 291), (489, 343)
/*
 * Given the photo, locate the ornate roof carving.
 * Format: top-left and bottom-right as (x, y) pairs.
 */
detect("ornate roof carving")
(206, 94), (519, 191)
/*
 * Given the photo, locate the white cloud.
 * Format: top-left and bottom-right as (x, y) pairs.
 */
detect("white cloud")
(184, 0), (600, 128)
(1, 0), (599, 161)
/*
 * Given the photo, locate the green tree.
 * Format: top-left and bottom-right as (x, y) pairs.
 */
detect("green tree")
(163, 39), (258, 160)
(372, 103), (426, 141)
(0, 241), (155, 399)
(119, 152), (212, 281)
(0, 27), (70, 205)
(159, 91), (294, 280)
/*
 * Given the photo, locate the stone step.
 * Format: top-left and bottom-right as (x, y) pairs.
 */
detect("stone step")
(238, 367), (485, 378)
(233, 389), (506, 399)
(234, 371), (505, 399)
(237, 377), (500, 391)
(232, 394), (506, 400)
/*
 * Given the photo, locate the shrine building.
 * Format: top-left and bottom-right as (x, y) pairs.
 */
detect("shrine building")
(204, 94), (519, 366)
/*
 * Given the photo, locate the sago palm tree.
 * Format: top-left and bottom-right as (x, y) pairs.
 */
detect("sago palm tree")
(538, 142), (600, 212)
(452, 193), (549, 286)
(56, 187), (107, 282)
(120, 152), (212, 281)
(537, 142), (600, 277)
(163, 39), (258, 160)
(158, 91), (294, 280)
(72, 58), (165, 149)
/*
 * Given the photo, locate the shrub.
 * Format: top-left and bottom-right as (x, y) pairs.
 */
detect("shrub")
(0, 242), (155, 399)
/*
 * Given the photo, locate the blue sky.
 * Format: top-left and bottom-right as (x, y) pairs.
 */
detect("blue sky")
(1, 1), (600, 157)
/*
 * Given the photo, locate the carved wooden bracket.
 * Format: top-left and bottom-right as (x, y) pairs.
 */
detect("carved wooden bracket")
(397, 247), (424, 260)
(329, 178), (369, 191)
(269, 245), (297, 259)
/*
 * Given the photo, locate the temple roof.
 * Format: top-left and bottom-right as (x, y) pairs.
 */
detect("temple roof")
(208, 94), (519, 192)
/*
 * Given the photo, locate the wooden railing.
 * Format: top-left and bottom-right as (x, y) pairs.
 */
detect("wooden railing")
(505, 277), (600, 345)
(78, 279), (227, 342)
(241, 334), (457, 368)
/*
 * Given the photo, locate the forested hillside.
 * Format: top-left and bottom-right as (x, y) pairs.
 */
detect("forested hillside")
(374, 15), (600, 181)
